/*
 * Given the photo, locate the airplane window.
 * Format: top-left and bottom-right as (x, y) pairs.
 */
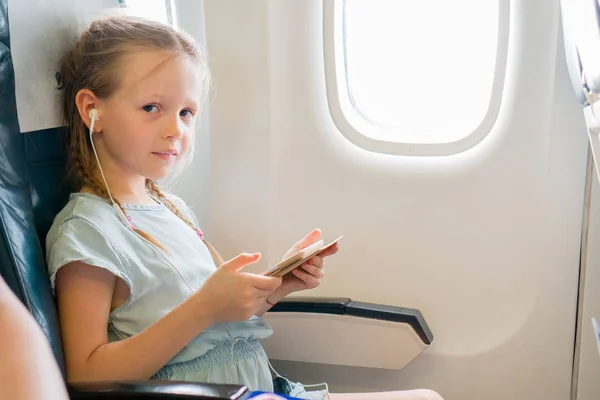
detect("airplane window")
(119, 0), (173, 25)
(327, 0), (505, 153)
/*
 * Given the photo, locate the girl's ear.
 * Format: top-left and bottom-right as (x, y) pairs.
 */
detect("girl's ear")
(75, 89), (104, 133)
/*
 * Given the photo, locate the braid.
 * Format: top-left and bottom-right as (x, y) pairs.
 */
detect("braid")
(70, 149), (168, 252)
(68, 145), (218, 261)
(146, 179), (224, 266)
(67, 127), (92, 191)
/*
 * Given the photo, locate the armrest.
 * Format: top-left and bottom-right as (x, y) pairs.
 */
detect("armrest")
(269, 296), (433, 345)
(67, 380), (251, 400)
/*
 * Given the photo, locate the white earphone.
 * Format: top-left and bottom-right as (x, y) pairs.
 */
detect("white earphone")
(87, 108), (135, 230)
(88, 108), (99, 135)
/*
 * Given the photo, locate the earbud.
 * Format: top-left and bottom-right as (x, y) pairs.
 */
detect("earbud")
(89, 108), (98, 122)
(88, 108), (99, 136)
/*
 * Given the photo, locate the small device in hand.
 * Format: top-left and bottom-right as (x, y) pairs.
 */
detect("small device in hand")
(263, 236), (343, 278)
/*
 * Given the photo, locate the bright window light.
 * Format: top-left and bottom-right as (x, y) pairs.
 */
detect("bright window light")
(338, 0), (500, 146)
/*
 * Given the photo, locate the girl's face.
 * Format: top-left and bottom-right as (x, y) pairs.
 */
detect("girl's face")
(94, 49), (202, 183)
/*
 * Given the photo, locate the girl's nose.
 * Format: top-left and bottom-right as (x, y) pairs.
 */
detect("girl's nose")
(165, 118), (185, 139)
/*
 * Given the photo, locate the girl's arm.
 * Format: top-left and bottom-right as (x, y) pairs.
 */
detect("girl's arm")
(56, 261), (213, 382)
(0, 277), (69, 400)
(56, 253), (280, 382)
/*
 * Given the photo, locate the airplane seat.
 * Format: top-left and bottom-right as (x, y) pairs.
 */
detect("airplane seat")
(0, 0), (434, 398)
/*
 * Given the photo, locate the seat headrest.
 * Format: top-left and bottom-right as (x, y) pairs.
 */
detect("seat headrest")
(7, 0), (121, 132)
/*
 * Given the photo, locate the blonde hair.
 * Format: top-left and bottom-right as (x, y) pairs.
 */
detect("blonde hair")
(57, 14), (223, 266)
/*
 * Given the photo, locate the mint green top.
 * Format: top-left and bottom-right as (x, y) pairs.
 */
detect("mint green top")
(45, 192), (274, 365)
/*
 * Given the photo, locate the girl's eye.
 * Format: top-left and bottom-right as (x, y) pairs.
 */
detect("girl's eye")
(180, 109), (195, 118)
(142, 104), (159, 113)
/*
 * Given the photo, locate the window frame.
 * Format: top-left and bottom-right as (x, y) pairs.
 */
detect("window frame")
(323, 0), (511, 156)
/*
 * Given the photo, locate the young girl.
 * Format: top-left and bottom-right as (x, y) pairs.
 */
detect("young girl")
(46, 14), (443, 400)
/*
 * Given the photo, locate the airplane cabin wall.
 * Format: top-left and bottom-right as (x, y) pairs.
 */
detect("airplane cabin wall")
(171, 0), (593, 399)
(577, 172), (600, 400)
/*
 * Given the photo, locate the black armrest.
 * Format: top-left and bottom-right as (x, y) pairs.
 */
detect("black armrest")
(67, 381), (251, 400)
(269, 296), (433, 345)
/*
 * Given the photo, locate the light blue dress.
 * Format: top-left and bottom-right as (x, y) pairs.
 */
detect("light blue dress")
(45, 192), (326, 399)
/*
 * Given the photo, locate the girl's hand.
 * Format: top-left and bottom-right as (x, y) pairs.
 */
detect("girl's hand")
(196, 253), (282, 323)
(273, 229), (339, 297)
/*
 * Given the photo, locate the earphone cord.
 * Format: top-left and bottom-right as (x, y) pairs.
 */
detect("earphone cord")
(89, 117), (117, 205)
(89, 114), (134, 229)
